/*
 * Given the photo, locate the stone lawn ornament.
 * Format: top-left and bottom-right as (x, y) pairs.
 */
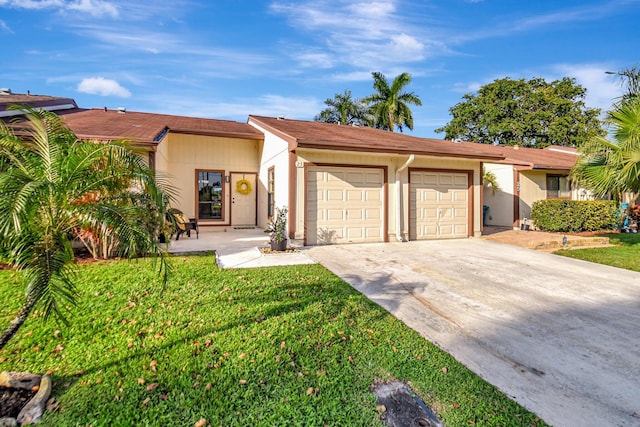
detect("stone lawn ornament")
(0, 371), (52, 425)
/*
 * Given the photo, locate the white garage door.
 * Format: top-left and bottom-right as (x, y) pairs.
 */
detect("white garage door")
(410, 171), (469, 240)
(307, 166), (384, 245)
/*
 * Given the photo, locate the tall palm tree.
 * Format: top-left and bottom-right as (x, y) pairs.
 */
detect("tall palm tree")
(0, 109), (173, 350)
(314, 90), (371, 126)
(571, 99), (640, 202)
(364, 72), (422, 132)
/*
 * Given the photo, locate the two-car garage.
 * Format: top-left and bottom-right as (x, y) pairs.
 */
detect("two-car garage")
(304, 165), (472, 245)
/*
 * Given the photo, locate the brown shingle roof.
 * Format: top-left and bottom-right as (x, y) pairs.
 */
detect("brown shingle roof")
(61, 108), (264, 144)
(248, 116), (505, 161)
(474, 144), (578, 170)
(0, 92), (79, 117)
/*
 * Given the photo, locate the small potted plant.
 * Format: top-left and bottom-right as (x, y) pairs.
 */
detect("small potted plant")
(266, 206), (288, 251)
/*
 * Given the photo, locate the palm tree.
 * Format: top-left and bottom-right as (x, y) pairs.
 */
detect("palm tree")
(314, 90), (371, 126)
(364, 72), (422, 132)
(571, 99), (640, 202)
(0, 109), (173, 350)
(607, 65), (640, 107)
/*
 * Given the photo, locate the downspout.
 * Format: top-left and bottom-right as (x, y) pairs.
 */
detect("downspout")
(396, 154), (415, 242)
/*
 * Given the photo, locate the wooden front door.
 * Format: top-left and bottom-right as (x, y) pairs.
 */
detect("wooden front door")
(230, 172), (257, 226)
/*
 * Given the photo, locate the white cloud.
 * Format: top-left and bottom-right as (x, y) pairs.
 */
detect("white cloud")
(0, 0), (118, 18)
(0, 1), (64, 9)
(452, 81), (482, 93)
(0, 19), (12, 33)
(77, 77), (131, 97)
(141, 93), (322, 122)
(552, 63), (623, 112)
(453, 1), (635, 44)
(270, 0), (438, 71)
(294, 52), (335, 69)
(67, 0), (118, 18)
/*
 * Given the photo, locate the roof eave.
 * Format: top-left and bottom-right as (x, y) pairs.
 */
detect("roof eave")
(247, 116), (298, 149)
(169, 127), (264, 141)
(296, 141), (505, 161)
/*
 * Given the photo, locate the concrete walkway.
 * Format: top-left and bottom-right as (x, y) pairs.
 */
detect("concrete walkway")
(168, 227), (315, 268)
(306, 239), (640, 427)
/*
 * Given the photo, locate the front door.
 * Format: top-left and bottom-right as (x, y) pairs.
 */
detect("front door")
(231, 172), (257, 226)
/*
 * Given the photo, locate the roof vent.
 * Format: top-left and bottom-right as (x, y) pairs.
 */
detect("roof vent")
(0, 88), (11, 95)
(453, 138), (462, 143)
(117, 107), (126, 114)
(277, 115), (285, 120)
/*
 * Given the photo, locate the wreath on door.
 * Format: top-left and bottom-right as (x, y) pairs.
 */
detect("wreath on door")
(236, 178), (252, 195)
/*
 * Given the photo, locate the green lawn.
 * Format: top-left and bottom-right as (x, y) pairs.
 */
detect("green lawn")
(0, 255), (546, 426)
(555, 232), (640, 271)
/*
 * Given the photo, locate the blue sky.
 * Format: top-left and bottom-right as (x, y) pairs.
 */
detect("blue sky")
(1, 0), (639, 138)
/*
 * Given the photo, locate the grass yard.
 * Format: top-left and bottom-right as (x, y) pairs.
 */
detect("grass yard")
(0, 255), (547, 426)
(556, 232), (640, 271)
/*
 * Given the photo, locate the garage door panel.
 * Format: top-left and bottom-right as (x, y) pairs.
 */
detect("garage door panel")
(327, 190), (345, 201)
(438, 175), (454, 186)
(326, 209), (344, 221)
(365, 189), (381, 201)
(307, 166), (384, 245)
(453, 175), (467, 186)
(410, 171), (469, 240)
(366, 209), (381, 220)
(346, 190), (363, 201)
(347, 209), (363, 220)
(327, 172), (345, 182)
(365, 173), (383, 184)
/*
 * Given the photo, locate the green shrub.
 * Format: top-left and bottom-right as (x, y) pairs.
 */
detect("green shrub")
(531, 200), (618, 232)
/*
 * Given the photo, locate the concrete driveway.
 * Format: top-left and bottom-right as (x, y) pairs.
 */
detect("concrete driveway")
(306, 239), (640, 427)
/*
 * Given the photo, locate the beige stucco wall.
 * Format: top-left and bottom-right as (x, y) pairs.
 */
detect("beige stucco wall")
(154, 133), (260, 223)
(483, 163), (515, 227)
(252, 123), (291, 229)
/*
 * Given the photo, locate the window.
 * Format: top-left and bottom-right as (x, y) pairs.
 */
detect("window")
(547, 175), (571, 199)
(267, 167), (275, 218)
(197, 170), (223, 219)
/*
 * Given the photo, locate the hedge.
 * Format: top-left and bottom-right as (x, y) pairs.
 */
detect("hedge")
(531, 200), (619, 232)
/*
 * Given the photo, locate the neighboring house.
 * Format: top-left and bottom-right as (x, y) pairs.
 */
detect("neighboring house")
(482, 145), (588, 229)
(60, 108), (265, 227)
(0, 89), (79, 119)
(248, 116), (504, 245)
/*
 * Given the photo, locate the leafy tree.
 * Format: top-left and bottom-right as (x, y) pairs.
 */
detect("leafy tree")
(314, 90), (371, 126)
(0, 109), (173, 350)
(364, 72), (422, 132)
(436, 77), (604, 148)
(571, 99), (640, 202)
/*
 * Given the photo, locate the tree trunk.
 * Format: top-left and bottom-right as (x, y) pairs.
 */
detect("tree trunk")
(0, 293), (38, 351)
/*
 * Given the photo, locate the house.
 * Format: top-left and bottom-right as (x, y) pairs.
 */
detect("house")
(482, 145), (588, 229)
(3, 92), (514, 245)
(247, 116), (504, 245)
(60, 108), (265, 227)
(62, 111), (506, 245)
(0, 89), (79, 119)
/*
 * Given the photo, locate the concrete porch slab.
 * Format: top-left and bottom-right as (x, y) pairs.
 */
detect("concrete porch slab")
(167, 227), (315, 269)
